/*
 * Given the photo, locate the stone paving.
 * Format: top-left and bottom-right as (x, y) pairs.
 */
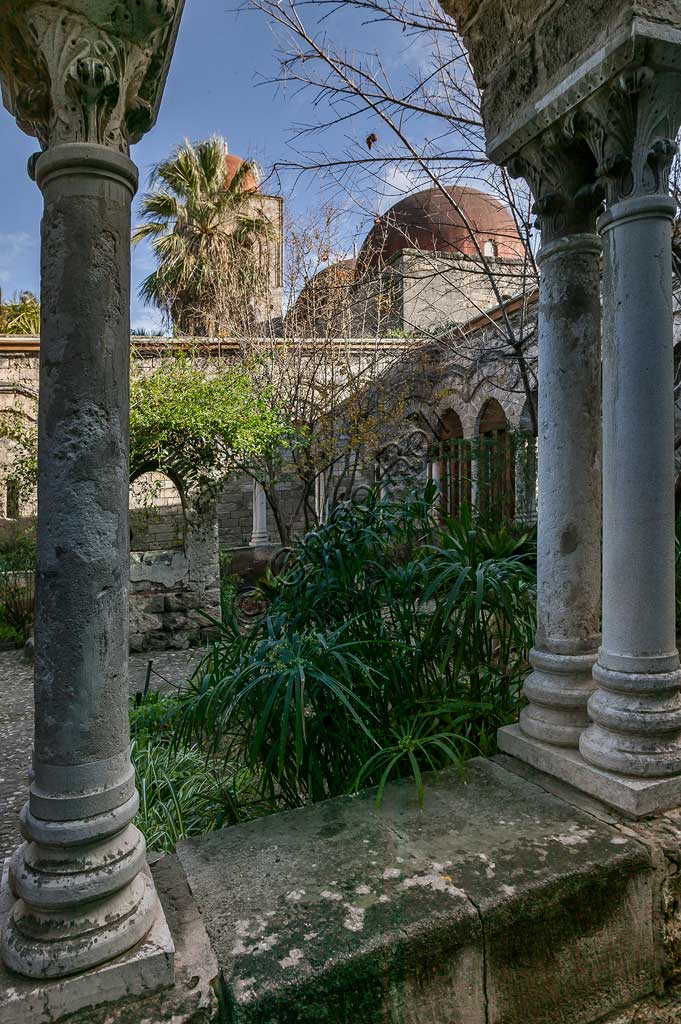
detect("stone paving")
(0, 647), (203, 860)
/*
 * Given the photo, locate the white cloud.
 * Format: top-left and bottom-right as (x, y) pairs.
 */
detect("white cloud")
(375, 166), (423, 214)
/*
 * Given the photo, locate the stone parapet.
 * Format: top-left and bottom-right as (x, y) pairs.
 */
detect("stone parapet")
(172, 758), (665, 1024)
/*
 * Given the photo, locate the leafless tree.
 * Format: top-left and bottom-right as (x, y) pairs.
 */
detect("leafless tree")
(246, 0), (540, 430)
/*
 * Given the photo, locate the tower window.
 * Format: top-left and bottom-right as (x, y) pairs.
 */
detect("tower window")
(484, 239), (497, 258)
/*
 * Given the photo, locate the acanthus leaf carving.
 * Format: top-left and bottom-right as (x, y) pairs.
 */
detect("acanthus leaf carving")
(0, 1), (180, 153)
(506, 128), (601, 245)
(568, 65), (681, 206)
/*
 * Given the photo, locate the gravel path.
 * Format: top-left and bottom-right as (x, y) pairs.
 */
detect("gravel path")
(0, 646), (204, 859)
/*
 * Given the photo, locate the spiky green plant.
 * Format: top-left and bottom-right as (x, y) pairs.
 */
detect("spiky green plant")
(175, 490), (536, 813)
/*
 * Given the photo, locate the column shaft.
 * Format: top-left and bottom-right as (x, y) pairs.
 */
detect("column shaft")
(520, 234), (602, 747)
(250, 480), (269, 546)
(580, 195), (681, 775)
(1, 144), (158, 978)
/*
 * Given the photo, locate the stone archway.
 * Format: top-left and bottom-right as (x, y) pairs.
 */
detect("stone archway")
(477, 398), (514, 523)
(437, 408), (471, 520)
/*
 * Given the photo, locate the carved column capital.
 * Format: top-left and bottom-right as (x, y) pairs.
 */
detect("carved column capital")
(507, 128), (602, 245)
(565, 66), (681, 208)
(0, 1), (184, 154)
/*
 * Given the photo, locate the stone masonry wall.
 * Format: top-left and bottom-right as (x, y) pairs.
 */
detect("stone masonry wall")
(129, 509), (221, 653)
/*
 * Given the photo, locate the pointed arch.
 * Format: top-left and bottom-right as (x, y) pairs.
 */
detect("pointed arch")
(477, 399), (514, 523)
(434, 408), (471, 520)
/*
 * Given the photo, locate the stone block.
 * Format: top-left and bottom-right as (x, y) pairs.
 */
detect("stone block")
(165, 592), (199, 612)
(163, 612), (190, 632)
(498, 724), (681, 817)
(480, 38), (539, 144)
(143, 594), (166, 614)
(456, 0), (511, 85)
(502, 0), (552, 35)
(167, 633), (192, 651)
(129, 633), (146, 654)
(535, 0), (626, 87)
(177, 758), (656, 1024)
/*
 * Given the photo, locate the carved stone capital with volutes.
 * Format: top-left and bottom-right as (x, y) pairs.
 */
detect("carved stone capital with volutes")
(0, 1), (184, 153)
(564, 66), (681, 208)
(506, 128), (602, 246)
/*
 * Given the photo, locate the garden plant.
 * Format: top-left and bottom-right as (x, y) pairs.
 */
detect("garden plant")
(134, 488), (537, 851)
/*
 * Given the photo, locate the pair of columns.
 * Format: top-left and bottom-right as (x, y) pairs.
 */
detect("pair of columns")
(499, 66), (681, 810)
(0, 0), (184, 987)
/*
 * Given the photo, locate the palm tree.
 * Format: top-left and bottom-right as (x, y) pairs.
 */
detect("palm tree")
(133, 136), (273, 336)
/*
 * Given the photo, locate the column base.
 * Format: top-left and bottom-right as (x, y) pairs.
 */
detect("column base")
(497, 724), (681, 818)
(0, 861), (175, 1024)
(249, 534), (270, 547)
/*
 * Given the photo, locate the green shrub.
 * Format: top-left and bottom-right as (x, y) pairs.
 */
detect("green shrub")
(130, 690), (254, 854)
(175, 489), (536, 812)
(0, 536), (36, 641)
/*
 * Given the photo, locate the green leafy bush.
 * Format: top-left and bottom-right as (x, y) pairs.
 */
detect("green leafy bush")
(0, 536), (36, 641)
(175, 489), (536, 811)
(130, 690), (254, 853)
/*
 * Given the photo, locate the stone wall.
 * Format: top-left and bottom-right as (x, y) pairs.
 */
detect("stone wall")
(129, 508), (221, 653)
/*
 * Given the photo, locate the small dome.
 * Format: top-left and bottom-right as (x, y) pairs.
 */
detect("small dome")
(288, 258), (357, 333)
(357, 185), (524, 274)
(224, 153), (259, 194)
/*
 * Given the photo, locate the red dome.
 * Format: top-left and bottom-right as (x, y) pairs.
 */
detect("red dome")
(224, 153), (259, 194)
(357, 185), (524, 274)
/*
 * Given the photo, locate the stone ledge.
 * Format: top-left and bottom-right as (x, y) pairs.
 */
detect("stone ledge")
(498, 724), (681, 818)
(176, 758), (657, 1024)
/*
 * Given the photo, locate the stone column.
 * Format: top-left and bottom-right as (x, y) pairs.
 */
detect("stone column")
(578, 69), (681, 778)
(501, 138), (603, 750)
(0, 0), (184, 983)
(521, 231), (602, 747)
(250, 480), (270, 545)
(314, 472), (327, 525)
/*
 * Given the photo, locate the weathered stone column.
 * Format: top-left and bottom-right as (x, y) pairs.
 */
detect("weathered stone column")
(522, 230), (602, 747)
(250, 480), (270, 545)
(500, 139), (602, 750)
(578, 69), (681, 780)
(0, 0), (184, 984)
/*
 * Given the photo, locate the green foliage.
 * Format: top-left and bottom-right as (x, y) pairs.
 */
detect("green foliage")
(133, 136), (272, 335)
(0, 412), (38, 509)
(175, 489), (536, 811)
(0, 293), (40, 335)
(131, 353), (292, 502)
(0, 535), (36, 641)
(0, 622), (22, 646)
(130, 689), (252, 853)
(0, 354), (292, 511)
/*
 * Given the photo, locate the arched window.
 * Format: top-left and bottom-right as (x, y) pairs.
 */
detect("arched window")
(129, 471), (185, 552)
(477, 399), (514, 524)
(483, 239), (498, 258)
(435, 409), (471, 520)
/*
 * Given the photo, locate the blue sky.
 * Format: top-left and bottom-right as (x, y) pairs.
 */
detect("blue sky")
(0, 2), (443, 331)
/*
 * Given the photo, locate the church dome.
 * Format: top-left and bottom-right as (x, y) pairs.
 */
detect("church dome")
(357, 185), (524, 275)
(224, 153), (260, 194)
